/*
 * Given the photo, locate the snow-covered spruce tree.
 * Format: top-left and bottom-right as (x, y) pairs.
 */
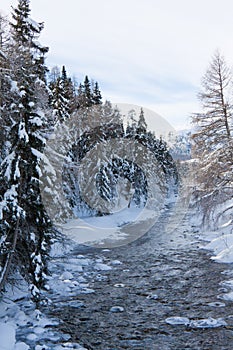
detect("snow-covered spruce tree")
(61, 65), (76, 114)
(83, 75), (93, 107)
(42, 80), (106, 222)
(92, 81), (102, 105)
(63, 102), (123, 216)
(0, 0), (52, 298)
(57, 100), (178, 218)
(49, 65), (76, 124)
(76, 76), (103, 109)
(49, 76), (70, 124)
(192, 51), (233, 226)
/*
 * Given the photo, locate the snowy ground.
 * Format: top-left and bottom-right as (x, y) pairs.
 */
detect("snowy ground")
(56, 207), (158, 247)
(0, 241), (116, 350)
(201, 224), (233, 264)
(0, 242), (90, 349)
(197, 219), (233, 303)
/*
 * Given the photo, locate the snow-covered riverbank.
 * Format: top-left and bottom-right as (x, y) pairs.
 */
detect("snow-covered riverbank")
(0, 240), (113, 350)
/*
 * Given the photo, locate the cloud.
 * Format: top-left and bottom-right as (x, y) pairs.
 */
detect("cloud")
(1, 0), (233, 128)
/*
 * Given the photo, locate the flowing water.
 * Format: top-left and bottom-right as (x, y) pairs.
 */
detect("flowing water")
(44, 207), (233, 350)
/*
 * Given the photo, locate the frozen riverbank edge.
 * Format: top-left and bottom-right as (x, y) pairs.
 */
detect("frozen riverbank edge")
(199, 220), (233, 304)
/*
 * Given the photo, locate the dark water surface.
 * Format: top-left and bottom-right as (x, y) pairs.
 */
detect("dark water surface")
(45, 209), (233, 350)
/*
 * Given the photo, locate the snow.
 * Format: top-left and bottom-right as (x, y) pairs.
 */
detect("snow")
(10, 80), (19, 94)
(197, 207), (233, 308)
(0, 185), (23, 220)
(14, 159), (20, 180)
(0, 323), (16, 350)
(94, 263), (112, 271)
(36, 109), (45, 119)
(114, 283), (125, 288)
(33, 41), (45, 50)
(198, 197), (233, 264)
(1, 152), (15, 181)
(18, 122), (29, 143)
(221, 219), (233, 228)
(189, 318), (227, 328)
(220, 291), (233, 302)
(31, 148), (44, 160)
(25, 18), (40, 32)
(0, 49), (7, 60)
(165, 317), (190, 326)
(19, 90), (26, 98)
(202, 232), (233, 263)
(208, 301), (226, 307)
(110, 306), (124, 313)
(213, 246), (233, 264)
(59, 271), (74, 280)
(57, 207), (158, 247)
(165, 316), (227, 328)
(29, 117), (42, 126)
(111, 260), (122, 265)
(14, 343), (29, 350)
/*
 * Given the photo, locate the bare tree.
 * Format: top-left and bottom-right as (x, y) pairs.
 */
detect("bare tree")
(192, 51), (233, 226)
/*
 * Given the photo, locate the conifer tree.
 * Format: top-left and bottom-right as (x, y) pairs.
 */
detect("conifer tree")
(83, 75), (93, 107)
(61, 65), (76, 112)
(49, 76), (70, 123)
(49, 65), (76, 121)
(76, 76), (102, 109)
(0, 0), (52, 297)
(93, 81), (102, 105)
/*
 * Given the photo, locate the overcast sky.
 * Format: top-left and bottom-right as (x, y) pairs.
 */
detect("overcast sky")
(1, 0), (233, 130)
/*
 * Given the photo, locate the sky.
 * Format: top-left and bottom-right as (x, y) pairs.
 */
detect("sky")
(1, 0), (233, 131)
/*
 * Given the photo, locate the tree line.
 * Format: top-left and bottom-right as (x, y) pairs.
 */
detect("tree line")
(0, 0), (176, 298)
(0, 0), (112, 298)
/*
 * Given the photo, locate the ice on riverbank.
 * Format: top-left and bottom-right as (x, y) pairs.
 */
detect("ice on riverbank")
(165, 316), (227, 328)
(202, 229), (233, 264)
